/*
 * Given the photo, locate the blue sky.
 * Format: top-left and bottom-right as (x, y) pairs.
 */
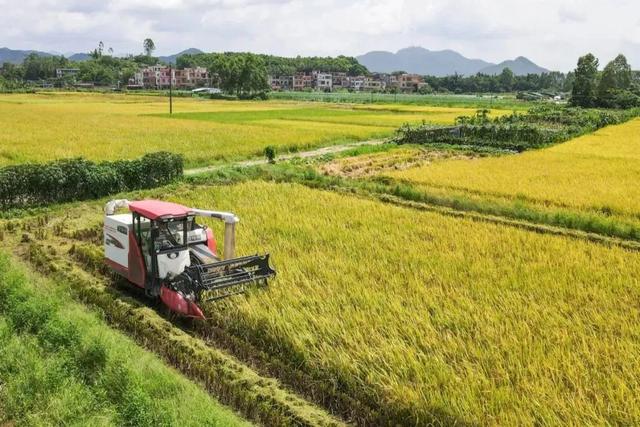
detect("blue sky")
(1, 0), (638, 71)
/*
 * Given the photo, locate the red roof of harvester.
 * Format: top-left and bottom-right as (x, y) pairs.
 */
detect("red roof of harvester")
(128, 200), (192, 220)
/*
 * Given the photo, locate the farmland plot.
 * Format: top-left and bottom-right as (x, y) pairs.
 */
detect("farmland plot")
(0, 92), (477, 167)
(390, 118), (640, 219)
(30, 180), (640, 425)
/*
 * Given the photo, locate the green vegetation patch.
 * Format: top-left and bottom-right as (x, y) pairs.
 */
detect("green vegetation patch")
(0, 252), (249, 427)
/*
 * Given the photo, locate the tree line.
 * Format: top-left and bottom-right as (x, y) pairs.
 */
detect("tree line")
(421, 69), (571, 94)
(570, 53), (640, 108)
(0, 43), (158, 88)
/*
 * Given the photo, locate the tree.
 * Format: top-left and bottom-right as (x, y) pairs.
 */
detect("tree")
(22, 53), (68, 80)
(90, 41), (105, 59)
(143, 38), (156, 57)
(499, 67), (514, 91)
(570, 53), (599, 107)
(597, 54), (635, 108)
(264, 146), (276, 163)
(0, 62), (24, 81)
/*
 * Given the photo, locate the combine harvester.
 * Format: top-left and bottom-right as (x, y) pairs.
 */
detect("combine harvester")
(103, 199), (275, 319)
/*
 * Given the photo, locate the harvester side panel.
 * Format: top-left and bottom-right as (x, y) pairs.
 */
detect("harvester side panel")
(104, 214), (130, 269)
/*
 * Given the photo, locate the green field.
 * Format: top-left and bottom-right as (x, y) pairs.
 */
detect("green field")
(269, 90), (531, 109)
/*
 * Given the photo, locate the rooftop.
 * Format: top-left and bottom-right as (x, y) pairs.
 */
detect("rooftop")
(128, 200), (192, 220)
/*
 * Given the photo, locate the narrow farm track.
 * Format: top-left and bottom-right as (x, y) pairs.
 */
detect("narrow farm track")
(184, 139), (386, 176)
(9, 225), (346, 427)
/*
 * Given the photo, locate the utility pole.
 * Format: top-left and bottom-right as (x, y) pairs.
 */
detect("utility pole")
(169, 64), (173, 115)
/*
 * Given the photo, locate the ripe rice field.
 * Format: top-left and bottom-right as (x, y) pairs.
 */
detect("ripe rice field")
(26, 180), (640, 425)
(3, 92), (639, 425)
(0, 92), (480, 167)
(390, 118), (640, 219)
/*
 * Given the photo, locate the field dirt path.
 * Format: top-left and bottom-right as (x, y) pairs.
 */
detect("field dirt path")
(184, 138), (387, 175)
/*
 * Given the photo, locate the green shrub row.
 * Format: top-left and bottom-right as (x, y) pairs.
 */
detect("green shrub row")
(393, 106), (640, 151)
(0, 152), (183, 208)
(393, 122), (560, 152)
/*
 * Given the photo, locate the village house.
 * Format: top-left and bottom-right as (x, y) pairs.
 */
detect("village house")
(315, 72), (333, 91)
(55, 68), (80, 79)
(266, 71), (425, 93)
(331, 72), (349, 89)
(292, 72), (314, 91)
(396, 74), (426, 92)
(269, 75), (293, 91)
(348, 76), (366, 91)
(132, 66), (209, 89)
(364, 76), (385, 92)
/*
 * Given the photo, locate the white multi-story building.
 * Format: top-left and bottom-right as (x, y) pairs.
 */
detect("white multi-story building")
(55, 68), (80, 79)
(315, 72), (333, 91)
(349, 76), (366, 91)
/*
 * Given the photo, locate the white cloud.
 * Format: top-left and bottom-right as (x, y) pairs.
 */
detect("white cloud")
(0, 0), (638, 70)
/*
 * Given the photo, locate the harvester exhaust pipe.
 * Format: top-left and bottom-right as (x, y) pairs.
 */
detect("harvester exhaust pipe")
(224, 221), (236, 259)
(191, 209), (239, 260)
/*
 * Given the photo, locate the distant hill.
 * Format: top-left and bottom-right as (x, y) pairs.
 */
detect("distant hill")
(158, 48), (204, 64)
(478, 56), (548, 75)
(358, 47), (492, 77)
(1, 47), (205, 65)
(0, 47), (52, 64)
(68, 52), (91, 62)
(357, 47), (549, 76)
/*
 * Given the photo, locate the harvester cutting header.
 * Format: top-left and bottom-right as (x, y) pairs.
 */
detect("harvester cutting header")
(103, 199), (275, 319)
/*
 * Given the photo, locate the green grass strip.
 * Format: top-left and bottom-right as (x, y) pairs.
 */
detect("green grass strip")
(0, 252), (249, 427)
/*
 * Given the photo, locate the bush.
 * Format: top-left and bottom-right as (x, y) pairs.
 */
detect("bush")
(393, 106), (640, 152)
(264, 145), (277, 163)
(0, 152), (183, 209)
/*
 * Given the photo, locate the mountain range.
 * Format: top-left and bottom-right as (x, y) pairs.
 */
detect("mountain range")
(0, 47), (204, 65)
(357, 47), (549, 76)
(0, 47), (53, 64)
(2, 45), (550, 76)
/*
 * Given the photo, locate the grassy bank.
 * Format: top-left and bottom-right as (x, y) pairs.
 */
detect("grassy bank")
(0, 252), (249, 427)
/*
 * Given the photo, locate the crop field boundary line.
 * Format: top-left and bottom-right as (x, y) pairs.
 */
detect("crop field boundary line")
(19, 239), (346, 427)
(350, 189), (640, 252)
(187, 161), (640, 252)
